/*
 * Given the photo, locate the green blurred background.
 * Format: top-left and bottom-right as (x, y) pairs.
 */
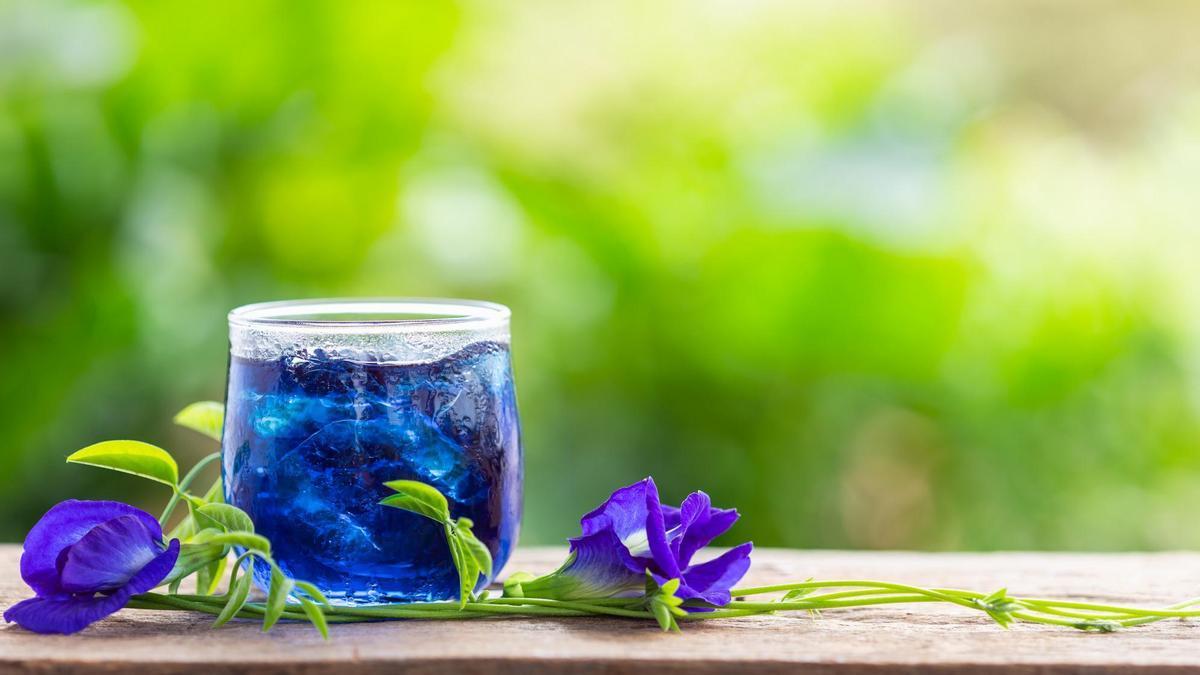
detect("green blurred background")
(4, 0), (1200, 551)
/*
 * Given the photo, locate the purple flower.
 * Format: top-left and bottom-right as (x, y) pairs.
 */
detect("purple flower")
(4, 500), (180, 634)
(519, 478), (752, 607)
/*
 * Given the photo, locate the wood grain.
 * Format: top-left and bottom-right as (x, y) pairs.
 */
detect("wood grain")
(3, 545), (1200, 674)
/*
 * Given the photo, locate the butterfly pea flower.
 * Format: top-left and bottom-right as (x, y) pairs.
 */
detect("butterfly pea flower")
(4, 500), (180, 634)
(516, 477), (752, 607)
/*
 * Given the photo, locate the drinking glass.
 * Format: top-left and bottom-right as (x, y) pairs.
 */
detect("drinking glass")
(222, 299), (522, 604)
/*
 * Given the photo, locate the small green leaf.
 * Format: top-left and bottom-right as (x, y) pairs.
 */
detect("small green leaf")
(298, 597), (329, 639)
(196, 555), (227, 596)
(214, 566), (254, 628)
(985, 609), (1013, 629)
(262, 564), (294, 632)
(502, 571), (536, 598)
(196, 503), (255, 533)
(380, 480), (450, 523)
(294, 580), (330, 606)
(973, 588), (1019, 623)
(444, 524), (476, 608)
(644, 573), (686, 632)
(68, 440), (179, 486)
(169, 479), (226, 542)
(380, 480), (487, 608)
(202, 478), (224, 504)
(651, 600), (679, 632)
(456, 519), (493, 581)
(175, 401), (225, 441)
(162, 540), (225, 586)
(983, 587), (1008, 604)
(194, 530), (272, 554)
(782, 579), (816, 601)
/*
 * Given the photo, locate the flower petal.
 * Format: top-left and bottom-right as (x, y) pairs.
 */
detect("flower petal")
(660, 504), (682, 532)
(564, 529), (647, 597)
(678, 542), (754, 606)
(520, 529), (646, 600)
(673, 492), (740, 569)
(59, 515), (164, 593)
(579, 478), (653, 542)
(4, 539), (179, 634)
(642, 478), (680, 579)
(19, 500), (163, 596)
(120, 537), (181, 596)
(2, 594), (130, 635)
(669, 491), (710, 559)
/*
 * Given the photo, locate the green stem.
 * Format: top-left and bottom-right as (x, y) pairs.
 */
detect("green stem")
(127, 596), (362, 623)
(681, 608), (772, 620)
(489, 596), (653, 619)
(728, 595), (938, 611)
(1017, 597), (1200, 619)
(739, 580), (980, 611)
(159, 452), (221, 524)
(730, 580), (1200, 630)
(129, 578), (1200, 634)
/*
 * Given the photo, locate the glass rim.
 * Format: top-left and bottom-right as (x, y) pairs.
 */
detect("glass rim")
(228, 298), (511, 332)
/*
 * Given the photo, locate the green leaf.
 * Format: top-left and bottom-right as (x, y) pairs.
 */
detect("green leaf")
(175, 401), (225, 441)
(983, 587), (1008, 604)
(380, 480), (450, 523)
(651, 600), (679, 632)
(195, 558), (215, 595)
(502, 571), (536, 598)
(196, 503), (255, 533)
(202, 477), (224, 503)
(456, 519), (493, 581)
(196, 555), (227, 596)
(194, 530), (272, 554)
(985, 609), (1013, 629)
(294, 580), (330, 606)
(262, 563), (295, 632)
(445, 524), (476, 608)
(644, 573), (685, 632)
(67, 440), (179, 486)
(379, 480), (486, 608)
(169, 478), (227, 542)
(974, 588), (1019, 621)
(163, 540), (225, 586)
(298, 597), (329, 639)
(214, 566), (254, 628)
(782, 579), (815, 601)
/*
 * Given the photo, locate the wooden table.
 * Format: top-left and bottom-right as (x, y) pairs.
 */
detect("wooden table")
(2, 545), (1199, 674)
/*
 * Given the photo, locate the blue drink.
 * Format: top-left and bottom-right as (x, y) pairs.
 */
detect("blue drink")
(222, 300), (522, 604)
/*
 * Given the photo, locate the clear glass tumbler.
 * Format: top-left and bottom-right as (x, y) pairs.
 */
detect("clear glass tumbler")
(222, 299), (522, 604)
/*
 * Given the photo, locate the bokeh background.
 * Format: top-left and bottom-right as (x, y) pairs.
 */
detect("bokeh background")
(4, 0), (1200, 551)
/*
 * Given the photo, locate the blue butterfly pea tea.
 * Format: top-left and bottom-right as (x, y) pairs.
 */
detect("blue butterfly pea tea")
(222, 300), (522, 604)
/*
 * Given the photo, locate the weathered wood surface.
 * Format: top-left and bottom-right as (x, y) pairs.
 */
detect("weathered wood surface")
(3, 545), (1200, 674)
